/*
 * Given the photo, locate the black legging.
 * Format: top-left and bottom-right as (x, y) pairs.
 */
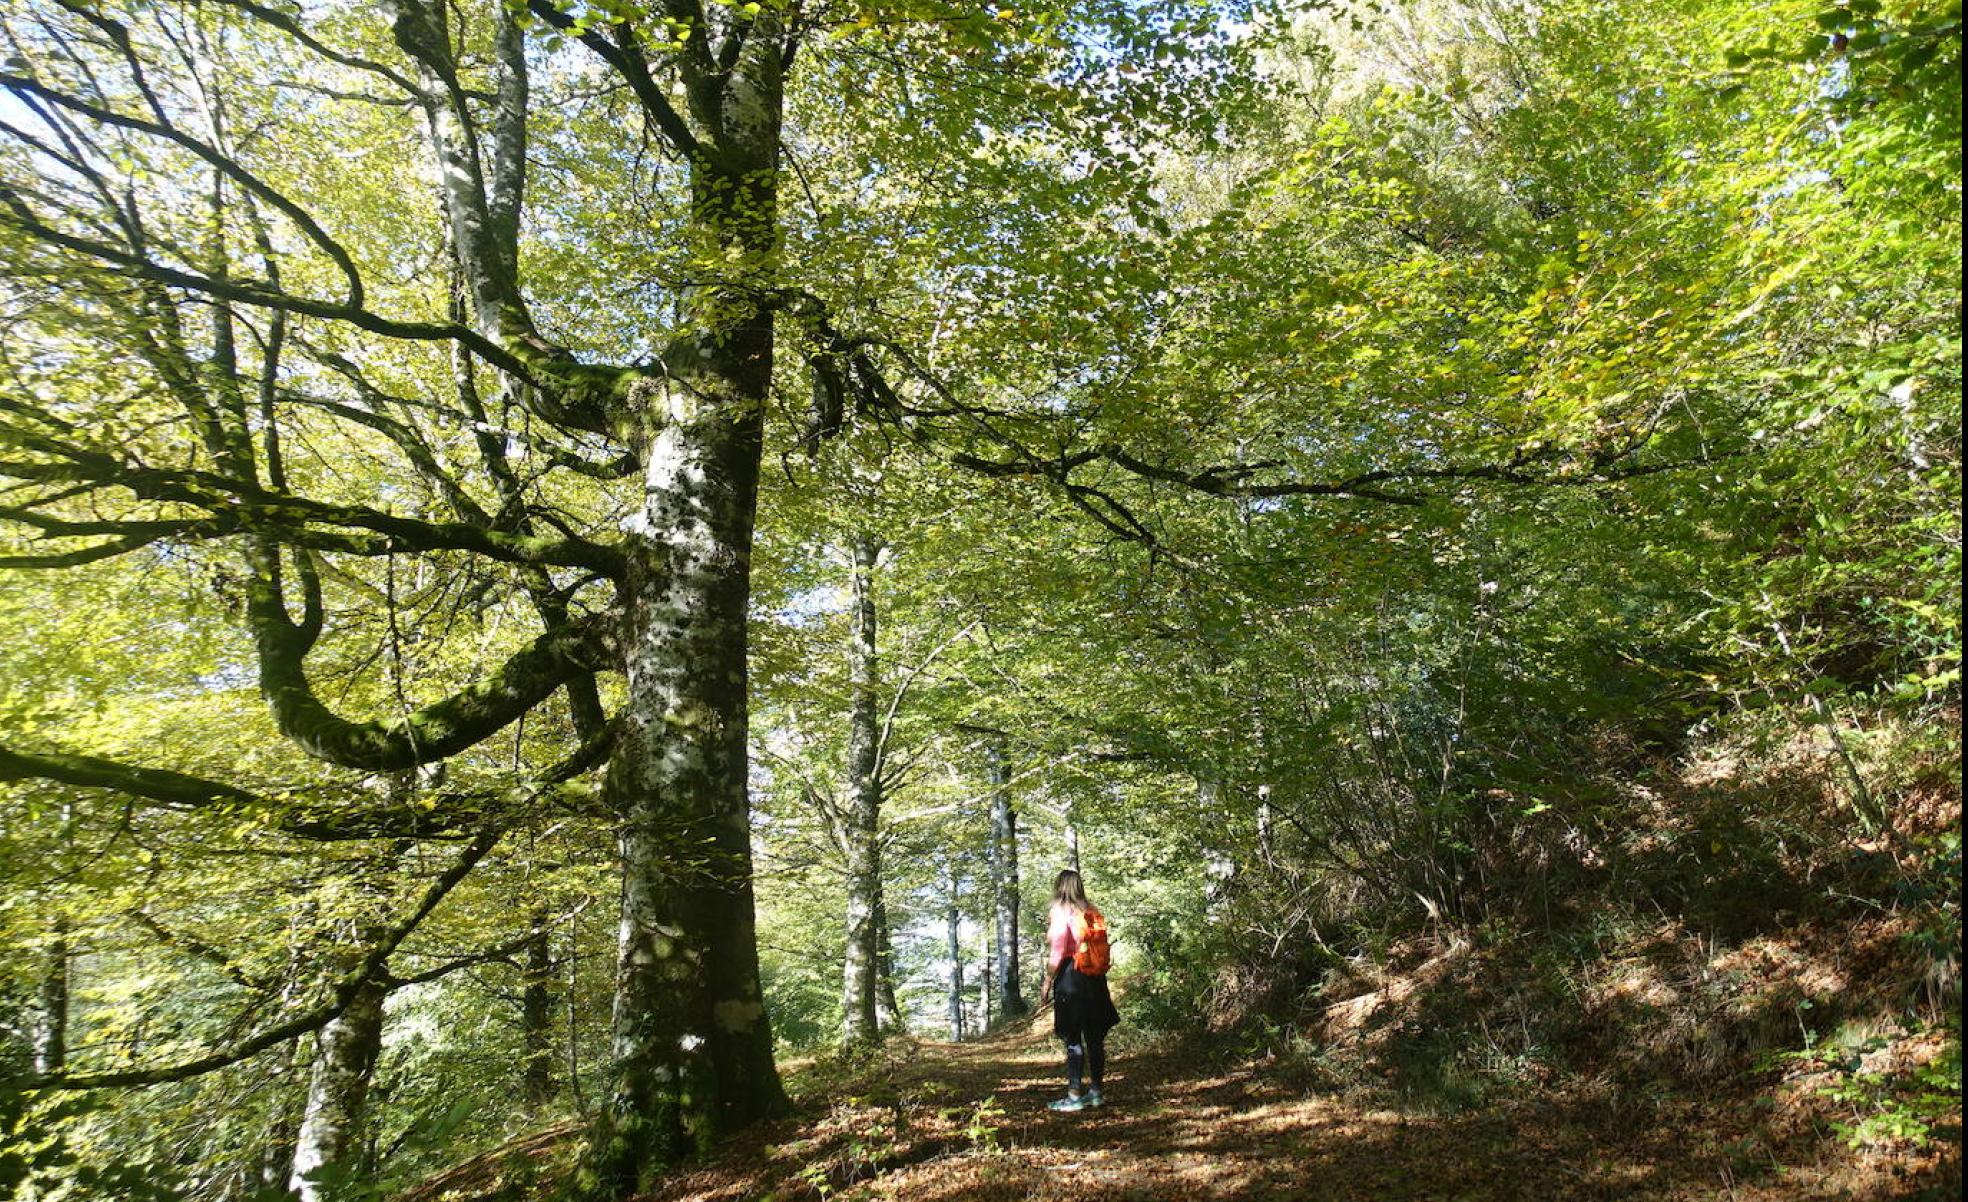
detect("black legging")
(1064, 1027), (1106, 1093)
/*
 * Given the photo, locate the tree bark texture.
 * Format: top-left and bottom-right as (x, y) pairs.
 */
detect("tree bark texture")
(288, 978), (386, 1202)
(840, 535), (883, 1044)
(32, 916), (67, 1076)
(1199, 773), (1237, 914)
(583, 112), (789, 1188)
(874, 886), (903, 1035)
(522, 906), (556, 1108)
(945, 860), (965, 1042)
(255, 1038), (303, 1197)
(986, 740), (1026, 1020)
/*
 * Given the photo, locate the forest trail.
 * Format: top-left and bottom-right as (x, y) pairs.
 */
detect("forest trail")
(596, 1014), (1941, 1202)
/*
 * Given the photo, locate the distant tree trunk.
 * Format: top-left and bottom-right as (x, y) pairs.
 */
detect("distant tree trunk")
(945, 862), (964, 1041)
(1064, 800), (1082, 874)
(254, 898), (317, 1197)
(522, 905), (556, 1108)
(985, 740), (1026, 1020)
(289, 978), (386, 1202)
(34, 802), (71, 1077)
(840, 535), (884, 1044)
(1257, 784), (1275, 866)
(1253, 708), (1277, 868)
(566, 919), (585, 1115)
(1199, 773), (1236, 914)
(255, 1038), (304, 1197)
(31, 915), (67, 1075)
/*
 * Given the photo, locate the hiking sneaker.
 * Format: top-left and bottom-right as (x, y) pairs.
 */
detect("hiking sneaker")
(1084, 1088), (1105, 1108)
(1047, 1092), (1092, 1113)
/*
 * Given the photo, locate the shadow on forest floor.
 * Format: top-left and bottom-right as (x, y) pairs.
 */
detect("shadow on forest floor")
(606, 1015), (1959, 1202)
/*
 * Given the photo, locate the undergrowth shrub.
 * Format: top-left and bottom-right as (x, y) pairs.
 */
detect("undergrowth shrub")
(1170, 700), (1962, 1136)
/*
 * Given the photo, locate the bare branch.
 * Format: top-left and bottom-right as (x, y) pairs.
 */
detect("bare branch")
(1, 70), (369, 311)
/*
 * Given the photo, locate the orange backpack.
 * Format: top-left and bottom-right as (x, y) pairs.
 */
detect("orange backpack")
(1073, 906), (1111, 976)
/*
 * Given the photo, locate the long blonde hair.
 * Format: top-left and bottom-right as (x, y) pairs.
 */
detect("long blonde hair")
(1051, 869), (1089, 913)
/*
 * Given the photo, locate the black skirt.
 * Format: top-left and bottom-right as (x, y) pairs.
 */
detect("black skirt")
(1051, 960), (1120, 1041)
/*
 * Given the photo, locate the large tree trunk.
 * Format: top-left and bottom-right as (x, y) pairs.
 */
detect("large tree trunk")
(583, 101), (787, 1186)
(591, 375), (782, 1188)
(985, 741), (1026, 1021)
(288, 978), (387, 1202)
(840, 536), (883, 1044)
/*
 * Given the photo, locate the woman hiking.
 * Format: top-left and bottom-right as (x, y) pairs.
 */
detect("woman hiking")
(1039, 868), (1120, 1112)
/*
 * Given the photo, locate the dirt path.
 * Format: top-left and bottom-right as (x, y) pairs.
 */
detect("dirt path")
(623, 1018), (1954, 1202)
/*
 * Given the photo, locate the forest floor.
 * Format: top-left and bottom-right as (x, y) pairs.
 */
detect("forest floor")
(416, 1008), (1959, 1202)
